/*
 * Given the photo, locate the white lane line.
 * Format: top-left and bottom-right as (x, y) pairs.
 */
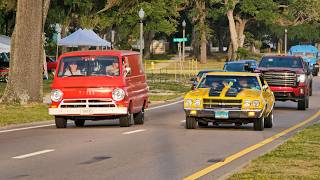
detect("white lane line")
(147, 100), (183, 111)
(0, 124), (55, 134)
(181, 120), (186, 123)
(12, 149), (55, 159)
(122, 129), (146, 135)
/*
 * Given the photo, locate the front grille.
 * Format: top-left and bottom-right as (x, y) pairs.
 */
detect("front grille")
(262, 72), (297, 87)
(59, 99), (116, 108)
(203, 99), (242, 109)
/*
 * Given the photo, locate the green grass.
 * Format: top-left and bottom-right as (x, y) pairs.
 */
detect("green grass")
(229, 124), (320, 180)
(148, 82), (190, 102)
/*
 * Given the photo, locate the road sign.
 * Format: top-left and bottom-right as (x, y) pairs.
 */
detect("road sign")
(173, 38), (187, 43)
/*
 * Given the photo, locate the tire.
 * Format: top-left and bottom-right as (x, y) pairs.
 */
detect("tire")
(120, 112), (133, 127)
(74, 120), (85, 127)
(55, 116), (67, 128)
(133, 109), (144, 125)
(254, 117), (264, 131)
(235, 122), (242, 127)
(186, 116), (197, 129)
(309, 82), (312, 96)
(4, 75), (8, 83)
(297, 96), (307, 110)
(198, 121), (208, 128)
(264, 110), (273, 128)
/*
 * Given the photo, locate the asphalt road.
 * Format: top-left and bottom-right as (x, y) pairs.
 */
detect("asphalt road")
(0, 77), (320, 180)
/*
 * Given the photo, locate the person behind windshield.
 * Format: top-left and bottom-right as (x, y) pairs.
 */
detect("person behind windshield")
(292, 59), (300, 68)
(64, 61), (83, 76)
(106, 61), (119, 76)
(239, 78), (250, 89)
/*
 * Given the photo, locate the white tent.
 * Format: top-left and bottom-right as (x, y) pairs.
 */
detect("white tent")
(0, 35), (10, 53)
(57, 29), (111, 47)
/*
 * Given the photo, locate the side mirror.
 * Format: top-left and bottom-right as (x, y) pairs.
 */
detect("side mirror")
(125, 67), (131, 76)
(262, 85), (269, 90)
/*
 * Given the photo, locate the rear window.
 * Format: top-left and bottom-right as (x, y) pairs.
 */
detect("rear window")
(224, 63), (245, 72)
(259, 57), (302, 68)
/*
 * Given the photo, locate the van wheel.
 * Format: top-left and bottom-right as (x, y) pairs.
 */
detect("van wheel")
(55, 116), (67, 128)
(198, 121), (208, 128)
(254, 117), (264, 131)
(133, 109), (144, 125)
(120, 113), (133, 127)
(298, 96), (307, 110)
(74, 120), (85, 127)
(186, 116), (197, 129)
(264, 110), (273, 128)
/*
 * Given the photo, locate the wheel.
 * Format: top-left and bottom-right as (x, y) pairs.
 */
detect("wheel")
(198, 121), (208, 128)
(186, 116), (197, 129)
(297, 96), (307, 110)
(120, 112), (133, 127)
(264, 110), (273, 128)
(55, 116), (67, 128)
(133, 109), (144, 125)
(309, 82), (312, 96)
(254, 117), (264, 131)
(306, 95), (309, 108)
(74, 120), (85, 127)
(4, 75), (8, 83)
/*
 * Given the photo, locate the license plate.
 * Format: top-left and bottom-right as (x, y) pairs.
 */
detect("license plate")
(80, 108), (94, 115)
(215, 111), (229, 119)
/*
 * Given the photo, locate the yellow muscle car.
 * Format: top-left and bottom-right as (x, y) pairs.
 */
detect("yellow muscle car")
(184, 72), (275, 131)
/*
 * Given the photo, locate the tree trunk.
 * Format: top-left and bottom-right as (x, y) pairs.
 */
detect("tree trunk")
(227, 42), (233, 61)
(198, 1), (207, 64)
(226, 9), (238, 60)
(236, 18), (247, 48)
(1, 0), (48, 104)
(143, 31), (155, 60)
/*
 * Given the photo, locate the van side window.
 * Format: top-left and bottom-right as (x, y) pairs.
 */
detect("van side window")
(122, 56), (131, 76)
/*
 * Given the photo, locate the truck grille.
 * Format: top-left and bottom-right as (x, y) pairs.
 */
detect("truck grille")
(59, 99), (116, 108)
(262, 72), (297, 87)
(203, 99), (242, 109)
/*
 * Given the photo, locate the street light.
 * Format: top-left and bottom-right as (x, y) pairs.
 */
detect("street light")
(139, 8), (145, 69)
(182, 20), (186, 62)
(284, 28), (288, 55)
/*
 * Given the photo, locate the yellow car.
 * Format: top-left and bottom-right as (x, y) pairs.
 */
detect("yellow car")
(184, 72), (275, 131)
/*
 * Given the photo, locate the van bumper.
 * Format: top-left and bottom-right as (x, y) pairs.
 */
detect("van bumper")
(49, 107), (128, 116)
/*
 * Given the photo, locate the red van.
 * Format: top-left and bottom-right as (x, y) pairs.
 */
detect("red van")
(49, 50), (148, 128)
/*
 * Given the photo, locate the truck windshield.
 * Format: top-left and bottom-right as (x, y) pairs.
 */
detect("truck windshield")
(197, 75), (261, 90)
(58, 56), (120, 77)
(259, 57), (302, 68)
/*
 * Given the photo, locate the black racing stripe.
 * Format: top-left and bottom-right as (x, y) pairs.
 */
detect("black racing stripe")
(225, 88), (243, 97)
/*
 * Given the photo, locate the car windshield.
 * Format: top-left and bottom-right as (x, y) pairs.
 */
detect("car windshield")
(293, 52), (304, 56)
(58, 56), (120, 77)
(224, 63), (245, 72)
(259, 57), (303, 68)
(197, 75), (261, 90)
(305, 52), (315, 58)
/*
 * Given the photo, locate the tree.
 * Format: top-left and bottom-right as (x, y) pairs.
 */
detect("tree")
(1, 0), (51, 104)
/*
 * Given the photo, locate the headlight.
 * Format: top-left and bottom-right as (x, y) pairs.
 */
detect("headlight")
(252, 100), (260, 107)
(194, 99), (201, 107)
(185, 99), (193, 107)
(297, 74), (306, 82)
(50, 89), (63, 102)
(112, 88), (125, 101)
(244, 100), (251, 108)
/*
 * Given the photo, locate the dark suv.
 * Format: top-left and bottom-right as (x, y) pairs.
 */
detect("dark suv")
(255, 56), (312, 110)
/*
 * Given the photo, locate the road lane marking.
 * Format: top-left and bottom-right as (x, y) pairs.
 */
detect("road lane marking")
(122, 129), (146, 135)
(12, 149), (55, 159)
(147, 100), (183, 111)
(184, 110), (320, 180)
(181, 120), (186, 123)
(0, 124), (55, 134)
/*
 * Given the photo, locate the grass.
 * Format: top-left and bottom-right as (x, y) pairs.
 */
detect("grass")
(148, 82), (190, 102)
(229, 124), (320, 180)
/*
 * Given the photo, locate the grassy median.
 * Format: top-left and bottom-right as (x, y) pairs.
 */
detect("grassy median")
(229, 124), (320, 180)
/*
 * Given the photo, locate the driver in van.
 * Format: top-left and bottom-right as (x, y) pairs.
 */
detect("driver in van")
(64, 61), (83, 76)
(106, 61), (120, 76)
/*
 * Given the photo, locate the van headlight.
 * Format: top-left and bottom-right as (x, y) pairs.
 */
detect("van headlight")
(185, 99), (193, 107)
(252, 100), (260, 107)
(244, 100), (251, 108)
(50, 89), (63, 102)
(112, 88), (125, 101)
(297, 74), (306, 82)
(194, 99), (201, 107)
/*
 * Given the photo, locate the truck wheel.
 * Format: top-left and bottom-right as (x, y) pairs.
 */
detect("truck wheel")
(55, 116), (67, 128)
(297, 97), (307, 110)
(133, 109), (144, 125)
(264, 110), (273, 128)
(120, 113), (133, 127)
(186, 116), (197, 129)
(198, 121), (208, 128)
(74, 120), (85, 127)
(254, 117), (264, 131)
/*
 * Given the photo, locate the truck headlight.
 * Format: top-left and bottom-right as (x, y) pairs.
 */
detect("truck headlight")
(112, 88), (125, 101)
(252, 100), (260, 107)
(185, 99), (193, 107)
(244, 100), (251, 108)
(194, 99), (201, 107)
(297, 74), (306, 83)
(50, 89), (63, 102)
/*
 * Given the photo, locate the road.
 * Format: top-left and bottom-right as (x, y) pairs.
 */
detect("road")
(0, 77), (320, 180)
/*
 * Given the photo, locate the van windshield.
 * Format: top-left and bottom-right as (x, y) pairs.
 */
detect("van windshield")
(58, 56), (120, 77)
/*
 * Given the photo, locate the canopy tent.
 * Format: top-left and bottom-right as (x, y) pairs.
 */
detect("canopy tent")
(0, 35), (10, 53)
(57, 29), (111, 47)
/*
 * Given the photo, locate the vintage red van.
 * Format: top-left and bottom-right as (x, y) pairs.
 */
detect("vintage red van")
(49, 50), (148, 128)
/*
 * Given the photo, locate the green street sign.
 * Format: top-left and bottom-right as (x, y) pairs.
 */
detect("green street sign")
(173, 38), (188, 42)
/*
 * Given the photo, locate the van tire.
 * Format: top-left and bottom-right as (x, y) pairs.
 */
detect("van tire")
(55, 116), (67, 128)
(186, 116), (197, 129)
(134, 109), (144, 125)
(298, 97), (307, 110)
(254, 117), (264, 131)
(120, 113), (133, 127)
(74, 120), (85, 127)
(264, 110), (273, 128)
(198, 121), (208, 128)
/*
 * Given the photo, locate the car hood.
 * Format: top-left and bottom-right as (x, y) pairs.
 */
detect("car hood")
(185, 87), (262, 99)
(256, 67), (304, 74)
